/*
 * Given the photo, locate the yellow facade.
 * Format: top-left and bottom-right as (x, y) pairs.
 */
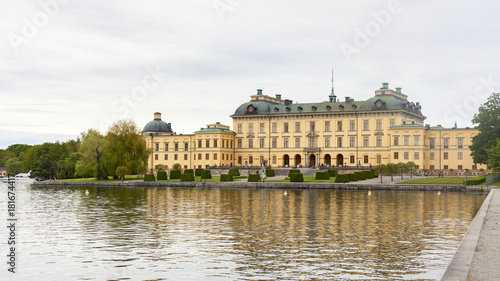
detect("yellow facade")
(143, 83), (487, 173)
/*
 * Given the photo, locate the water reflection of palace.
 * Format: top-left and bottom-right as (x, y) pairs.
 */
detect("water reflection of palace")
(144, 188), (484, 279)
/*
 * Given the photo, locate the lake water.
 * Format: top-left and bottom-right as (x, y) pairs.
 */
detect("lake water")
(0, 183), (486, 280)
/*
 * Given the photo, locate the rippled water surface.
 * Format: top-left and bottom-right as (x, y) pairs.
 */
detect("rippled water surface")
(0, 183), (486, 280)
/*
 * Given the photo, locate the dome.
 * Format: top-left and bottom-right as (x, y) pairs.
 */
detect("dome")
(233, 101), (271, 116)
(143, 112), (173, 133)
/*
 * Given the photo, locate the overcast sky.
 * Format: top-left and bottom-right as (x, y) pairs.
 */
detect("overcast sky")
(1, 0), (499, 149)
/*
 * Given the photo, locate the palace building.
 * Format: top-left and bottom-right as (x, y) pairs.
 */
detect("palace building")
(143, 83), (486, 173)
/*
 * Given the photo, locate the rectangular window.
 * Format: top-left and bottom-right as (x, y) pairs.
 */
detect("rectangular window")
(390, 119), (395, 127)
(404, 152), (409, 159)
(325, 137), (330, 148)
(444, 165), (448, 170)
(284, 122), (289, 133)
(404, 137), (409, 146)
(248, 139), (253, 148)
(444, 138), (449, 149)
(164, 142), (169, 151)
(310, 121), (315, 132)
(363, 136), (369, 147)
(206, 140), (210, 148)
(376, 136), (382, 147)
(415, 136), (420, 146)
(260, 123), (265, 133)
(458, 138), (464, 148)
(184, 154), (188, 160)
(272, 123), (277, 133)
(154, 142), (159, 151)
(295, 138), (300, 148)
(206, 153), (209, 160)
(430, 165), (435, 170)
(222, 140), (225, 148)
(458, 152), (463, 160)
(174, 154), (178, 160)
(198, 153), (202, 160)
(237, 139), (242, 148)
(248, 124), (253, 134)
(295, 122), (300, 132)
(414, 152), (419, 160)
(394, 137), (399, 146)
(363, 120), (369, 130)
(164, 154), (168, 160)
(430, 152), (435, 160)
(198, 140), (202, 148)
(214, 153), (217, 160)
(272, 156), (277, 164)
(184, 143), (188, 151)
(337, 137), (342, 148)
(284, 138), (289, 148)
(325, 121), (330, 132)
(214, 140), (217, 148)
(350, 120), (355, 131)
(237, 124), (242, 134)
(337, 121), (343, 131)
(272, 138), (277, 148)
(444, 152), (448, 159)
(430, 139), (435, 149)
(155, 154), (158, 160)
(394, 152), (399, 160)
(376, 119), (382, 130)
(222, 154), (225, 160)
(260, 138), (265, 148)
(458, 165), (463, 170)
(175, 143), (179, 151)
(350, 137), (355, 148)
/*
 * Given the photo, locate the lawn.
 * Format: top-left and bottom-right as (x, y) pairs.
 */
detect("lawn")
(156, 176), (221, 182)
(400, 177), (475, 185)
(57, 175), (142, 182)
(266, 176), (337, 183)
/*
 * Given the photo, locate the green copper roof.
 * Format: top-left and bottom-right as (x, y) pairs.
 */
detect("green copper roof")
(195, 128), (235, 134)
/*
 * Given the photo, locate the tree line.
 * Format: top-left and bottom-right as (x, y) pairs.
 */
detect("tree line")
(1, 120), (150, 180)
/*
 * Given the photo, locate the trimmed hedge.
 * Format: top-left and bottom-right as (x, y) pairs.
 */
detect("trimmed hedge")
(201, 170), (212, 179)
(335, 174), (349, 183)
(328, 169), (338, 177)
(362, 170), (373, 179)
(290, 173), (304, 182)
(195, 169), (203, 176)
(220, 174), (233, 182)
(248, 174), (261, 182)
(355, 172), (367, 180)
(266, 169), (275, 177)
(144, 174), (156, 181)
(466, 175), (487, 185)
(180, 173), (195, 181)
(169, 170), (182, 179)
(157, 171), (168, 180)
(228, 169), (240, 177)
(288, 169), (300, 177)
(315, 171), (330, 180)
(184, 169), (194, 174)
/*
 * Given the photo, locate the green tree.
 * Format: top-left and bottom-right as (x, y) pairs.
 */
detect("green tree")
(386, 163), (399, 181)
(23, 142), (68, 179)
(7, 144), (31, 156)
(375, 164), (386, 183)
(115, 166), (128, 182)
(406, 162), (417, 178)
(155, 164), (165, 171)
(5, 158), (23, 175)
(470, 93), (500, 164)
(137, 165), (147, 179)
(486, 139), (500, 171)
(397, 162), (408, 179)
(172, 163), (181, 171)
(0, 150), (16, 167)
(76, 129), (108, 180)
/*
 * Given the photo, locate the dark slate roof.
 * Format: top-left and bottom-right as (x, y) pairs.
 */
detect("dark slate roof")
(195, 127), (235, 134)
(232, 94), (424, 117)
(143, 119), (173, 133)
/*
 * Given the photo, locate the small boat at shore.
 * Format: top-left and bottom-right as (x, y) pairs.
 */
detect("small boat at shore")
(1, 170), (35, 184)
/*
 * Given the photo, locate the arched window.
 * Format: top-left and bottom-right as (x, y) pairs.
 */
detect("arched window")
(364, 155), (369, 164)
(238, 156), (242, 165)
(350, 155), (355, 164)
(376, 155), (381, 164)
(249, 156), (253, 165)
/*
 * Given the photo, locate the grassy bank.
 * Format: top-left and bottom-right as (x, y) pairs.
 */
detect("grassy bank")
(400, 176), (483, 185)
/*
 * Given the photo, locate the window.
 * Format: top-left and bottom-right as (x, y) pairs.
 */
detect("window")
(260, 123), (265, 133)
(175, 143), (179, 151)
(260, 138), (265, 148)
(458, 138), (463, 148)
(164, 142), (169, 151)
(363, 137), (369, 147)
(403, 137), (408, 146)
(415, 136), (420, 146)
(237, 124), (242, 134)
(310, 121), (315, 132)
(272, 123), (277, 133)
(154, 142), (159, 151)
(238, 156), (242, 165)
(337, 121), (343, 131)
(325, 121), (330, 132)
(458, 165), (463, 170)
(184, 143), (188, 151)
(155, 154), (158, 160)
(350, 137), (355, 148)
(295, 138), (300, 148)
(198, 140), (202, 148)
(430, 165), (435, 170)
(350, 120), (355, 131)
(164, 154), (168, 160)
(248, 124), (253, 134)
(284, 138), (289, 148)
(414, 152), (419, 160)
(248, 156), (253, 165)
(390, 119), (395, 127)
(364, 155), (369, 164)
(430, 152), (434, 160)
(309, 138), (316, 148)
(206, 140), (210, 148)
(430, 139), (435, 149)
(295, 122), (300, 132)
(444, 165), (448, 170)
(404, 152), (409, 159)
(325, 137), (330, 148)
(458, 152), (463, 160)
(350, 155), (355, 164)
(206, 153), (209, 160)
(376, 119), (382, 130)
(394, 152), (399, 160)
(443, 138), (449, 149)
(272, 138), (277, 148)
(174, 154), (178, 160)
(237, 139), (242, 148)
(272, 156), (277, 164)
(444, 152), (448, 159)
(376, 136), (382, 147)
(284, 122), (289, 133)
(184, 154), (188, 160)
(377, 155), (381, 164)
(214, 153), (217, 160)
(214, 140), (217, 148)
(363, 120), (369, 130)
(248, 139), (253, 148)
(198, 153), (202, 160)
(222, 140), (225, 148)
(337, 137), (342, 148)
(394, 137), (399, 146)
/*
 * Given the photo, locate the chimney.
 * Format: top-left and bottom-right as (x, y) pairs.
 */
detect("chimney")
(345, 97), (351, 102)
(257, 89), (263, 96)
(381, 82), (389, 89)
(154, 112), (162, 120)
(395, 87), (402, 93)
(276, 94), (281, 100)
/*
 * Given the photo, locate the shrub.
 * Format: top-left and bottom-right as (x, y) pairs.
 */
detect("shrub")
(228, 169), (240, 176)
(157, 171), (168, 180)
(466, 176), (487, 185)
(180, 173), (195, 181)
(346, 173), (357, 182)
(195, 169), (204, 176)
(184, 169), (194, 174)
(201, 170), (212, 179)
(355, 172), (367, 180)
(144, 174), (156, 181)
(290, 173), (304, 182)
(220, 174), (233, 181)
(266, 169), (275, 177)
(248, 174), (261, 182)
(315, 171), (330, 180)
(288, 169), (300, 177)
(169, 170), (182, 179)
(172, 163), (181, 171)
(335, 174), (350, 183)
(328, 169), (338, 177)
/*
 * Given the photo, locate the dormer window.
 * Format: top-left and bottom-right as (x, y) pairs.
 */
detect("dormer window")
(326, 105), (331, 110)
(311, 106), (317, 111)
(274, 107), (279, 112)
(286, 107), (291, 112)
(298, 106), (303, 111)
(352, 104), (357, 109)
(339, 105), (344, 109)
